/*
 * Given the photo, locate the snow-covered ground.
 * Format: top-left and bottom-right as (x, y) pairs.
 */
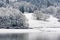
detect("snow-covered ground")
(24, 12), (60, 28)
(0, 29), (40, 34)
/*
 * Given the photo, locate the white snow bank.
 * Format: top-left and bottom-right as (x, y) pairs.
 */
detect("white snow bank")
(0, 29), (40, 34)
(24, 12), (60, 28)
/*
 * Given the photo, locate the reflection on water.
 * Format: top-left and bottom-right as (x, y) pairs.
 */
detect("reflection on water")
(0, 33), (29, 40)
(0, 32), (60, 40)
(29, 32), (60, 40)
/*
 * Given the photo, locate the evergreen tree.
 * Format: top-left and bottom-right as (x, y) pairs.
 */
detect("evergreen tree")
(6, 0), (9, 4)
(0, 1), (4, 7)
(29, 7), (33, 13)
(19, 6), (24, 13)
(47, 0), (53, 7)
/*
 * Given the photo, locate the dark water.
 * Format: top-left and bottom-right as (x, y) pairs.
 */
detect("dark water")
(0, 33), (29, 40)
(0, 32), (60, 40)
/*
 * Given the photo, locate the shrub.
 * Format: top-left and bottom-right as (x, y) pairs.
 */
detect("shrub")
(33, 10), (49, 21)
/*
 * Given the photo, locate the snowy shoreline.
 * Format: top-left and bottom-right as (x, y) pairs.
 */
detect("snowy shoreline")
(0, 28), (60, 34)
(0, 29), (40, 34)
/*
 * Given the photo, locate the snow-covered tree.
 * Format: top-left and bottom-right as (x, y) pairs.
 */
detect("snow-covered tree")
(0, 7), (28, 29)
(17, 0), (60, 10)
(34, 6), (60, 21)
(33, 10), (49, 21)
(0, 1), (5, 7)
(40, 6), (60, 19)
(12, 1), (37, 13)
(6, 0), (9, 4)
(41, 6), (56, 15)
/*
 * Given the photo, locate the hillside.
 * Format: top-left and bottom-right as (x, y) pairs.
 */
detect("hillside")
(24, 12), (60, 28)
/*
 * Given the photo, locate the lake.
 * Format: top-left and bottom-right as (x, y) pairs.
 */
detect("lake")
(0, 31), (60, 40)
